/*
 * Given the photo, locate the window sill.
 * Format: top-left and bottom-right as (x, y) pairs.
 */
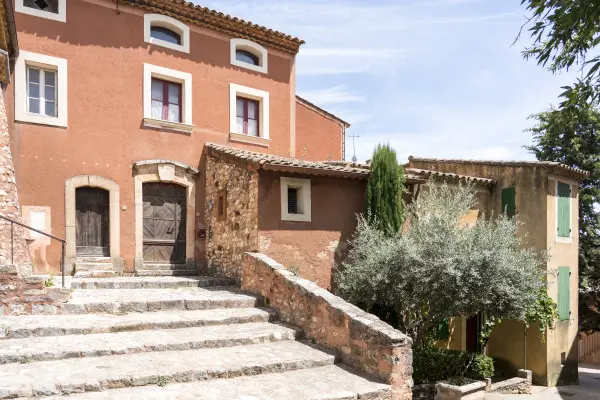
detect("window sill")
(229, 132), (270, 147)
(143, 118), (194, 134)
(281, 214), (311, 223)
(16, 114), (67, 128)
(555, 236), (573, 244)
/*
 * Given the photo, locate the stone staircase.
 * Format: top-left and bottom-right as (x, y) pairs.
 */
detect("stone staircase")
(0, 276), (391, 399)
(135, 263), (199, 277)
(73, 257), (116, 279)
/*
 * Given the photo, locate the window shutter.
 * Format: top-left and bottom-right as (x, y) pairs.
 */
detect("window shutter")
(501, 187), (516, 216)
(558, 266), (570, 321)
(557, 182), (571, 237)
(434, 318), (450, 340)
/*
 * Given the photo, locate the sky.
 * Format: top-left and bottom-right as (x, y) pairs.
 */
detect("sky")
(199, 0), (581, 163)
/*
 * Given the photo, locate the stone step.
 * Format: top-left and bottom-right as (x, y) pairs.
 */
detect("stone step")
(0, 307), (275, 339)
(58, 287), (260, 315)
(140, 264), (193, 271)
(76, 257), (112, 264)
(135, 269), (199, 277)
(73, 271), (118, 279)
(0, 341), (335, 398)
(70, 276), (233, 290)
(38, 365), (391, 400)
(0, 322), (299, 364)
(75, 263), (114, 271)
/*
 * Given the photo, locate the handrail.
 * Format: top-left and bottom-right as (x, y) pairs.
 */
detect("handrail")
(0, 214), (66, 287)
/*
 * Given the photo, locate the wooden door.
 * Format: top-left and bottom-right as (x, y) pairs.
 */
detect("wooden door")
(76, 187), (110, 256)
(143, 183), (186, 264)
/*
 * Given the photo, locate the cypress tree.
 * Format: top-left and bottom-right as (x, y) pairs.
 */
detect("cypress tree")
(365, 144), (405, 235)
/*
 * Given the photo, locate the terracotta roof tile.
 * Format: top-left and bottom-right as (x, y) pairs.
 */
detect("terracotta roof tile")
(205, 143), (369, 179)
(406, 168), (496, 186)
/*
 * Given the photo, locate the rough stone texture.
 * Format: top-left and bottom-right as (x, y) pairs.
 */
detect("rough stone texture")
(0, 307), (275, 339)
(413, 384), (436, 400)
(0, 322), (299, 364)
(435, 380), (486, 400)
(204, 155), (259, 282)
(0, 263), (70, 315)
(40, 365), (392, 400)
(0, 341), (335, 398)
(0, 92), (30, 269)
(241, 252), (413, 400)
(489, 378), (531, 395)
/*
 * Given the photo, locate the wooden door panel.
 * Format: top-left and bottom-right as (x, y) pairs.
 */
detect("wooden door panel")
(76, 187), (109, 256)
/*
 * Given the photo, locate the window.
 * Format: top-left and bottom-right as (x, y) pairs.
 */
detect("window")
(144, 14), (190, 53)
(236, 50), (259, 66)
(143, 63), (193, 132)
(229, 84), (269, 144)
(15, 51), (68, 127)
(558, 266), (570, 321)
(280, 177), (311, 222)
(557, 181), (571, 239)
(501, 187), (516, 216)
(17, 0), (66, 22)
(217, 190), (227, 220)
(151, 78), (181, 123)
(236, 97), (259, 136)
(150, 26), (181, 45)
(230, 38), (268, 74)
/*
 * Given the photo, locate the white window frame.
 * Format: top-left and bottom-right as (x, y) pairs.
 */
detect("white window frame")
(230, 38), (268, 74)
(16, 0), (66, 22)
(555, 179), (573, 244)
(144, 14), (190, 54)
(280, 177), (311, 222)
(143, 63), (193, 133)
(229, 83), (269, 140)
(15, 51), (68, 127)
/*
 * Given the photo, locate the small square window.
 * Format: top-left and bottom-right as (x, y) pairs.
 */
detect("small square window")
(16, 0), (66, 22)
(280, 177), (311, 222)
(24, 0), (58, 13)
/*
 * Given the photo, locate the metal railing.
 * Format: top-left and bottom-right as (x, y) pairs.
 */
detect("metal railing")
(0, 214), (66, 287)
(579, 331), (600, 363)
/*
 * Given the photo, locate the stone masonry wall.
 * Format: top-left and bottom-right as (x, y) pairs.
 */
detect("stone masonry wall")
(242, 252), (414, 400)
(0, 90), (30, 269)
(204, 156), (259, 282)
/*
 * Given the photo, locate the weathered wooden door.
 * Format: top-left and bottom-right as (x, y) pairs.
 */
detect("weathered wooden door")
(143, 183), (186, 264)
(76, 187), (110, 256)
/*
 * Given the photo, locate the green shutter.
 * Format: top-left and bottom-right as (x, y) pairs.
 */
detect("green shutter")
(557, 182), (571, 238)
(501, 187), (516, 216)
(558, 266), (570, 321)
(434, 318), (450, 340)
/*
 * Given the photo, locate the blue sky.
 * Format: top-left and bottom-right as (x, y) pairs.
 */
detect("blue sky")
(200, 0), (580, 163)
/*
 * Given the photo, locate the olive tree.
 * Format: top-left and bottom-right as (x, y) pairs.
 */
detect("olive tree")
(337, 181), (550, 345)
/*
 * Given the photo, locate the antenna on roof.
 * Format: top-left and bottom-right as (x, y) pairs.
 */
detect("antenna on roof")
(348, 133), (359, 163)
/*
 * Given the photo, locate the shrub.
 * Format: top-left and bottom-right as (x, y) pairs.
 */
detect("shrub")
(412, 346), (494, 385)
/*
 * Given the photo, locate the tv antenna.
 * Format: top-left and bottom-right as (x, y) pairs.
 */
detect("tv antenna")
(348, 133), (360, 163)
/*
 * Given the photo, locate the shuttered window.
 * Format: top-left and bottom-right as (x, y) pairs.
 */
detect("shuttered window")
(558, 266), (570, 321)
(501, 187), (516, 216)
(434, 318), (450, 340)
(557, 182), (571, 238)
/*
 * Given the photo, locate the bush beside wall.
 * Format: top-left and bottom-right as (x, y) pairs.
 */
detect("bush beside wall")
(413, 346), (494, 384)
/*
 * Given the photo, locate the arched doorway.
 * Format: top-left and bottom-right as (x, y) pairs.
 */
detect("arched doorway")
(75, 187), (110, 256)
(142, 182), (186, 264)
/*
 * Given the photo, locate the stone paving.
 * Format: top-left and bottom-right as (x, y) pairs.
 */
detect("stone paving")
(0, 276), (392, 399)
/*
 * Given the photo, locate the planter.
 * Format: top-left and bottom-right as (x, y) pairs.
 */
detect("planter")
(434, 379), (486, 400)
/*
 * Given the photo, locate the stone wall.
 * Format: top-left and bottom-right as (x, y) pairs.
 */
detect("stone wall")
(0, 257), (70, 316)
(241, 252), (413, 400)
(0, 90), (30, 269)
(204, 156), (259, 282)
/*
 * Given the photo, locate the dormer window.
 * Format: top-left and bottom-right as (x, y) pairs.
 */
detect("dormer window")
(230, 39), (268, 74)
(16, 0), (66, 22)
(144, 14), (190, 53)
(150, 26), (181, 46)
(236, 50), (259, 66)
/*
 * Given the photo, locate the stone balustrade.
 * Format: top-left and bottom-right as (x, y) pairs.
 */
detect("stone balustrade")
(241, 252), (413, 400)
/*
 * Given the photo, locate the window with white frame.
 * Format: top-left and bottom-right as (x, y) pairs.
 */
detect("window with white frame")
(229, 83), (269, 141)
(15, 51), (68, 127)
(280, 177), (311, 222)
(16, 0), (66, 22)
(143, 63), (192, 132)
(144, 14), (190, 53)
(230, 38), (268, 74)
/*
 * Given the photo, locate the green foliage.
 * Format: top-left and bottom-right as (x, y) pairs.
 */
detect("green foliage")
(520, 0), (600, 107)
(526, 104), (600, 290)
(365, 144), (405, 235)
(156, 376), (170, 387)
(287, 265), (300, 275)
(525, 287), (559, 341)
(44, 275), (55, 288)
(337, 180), (548, 345)
(412, 347), (494, 385)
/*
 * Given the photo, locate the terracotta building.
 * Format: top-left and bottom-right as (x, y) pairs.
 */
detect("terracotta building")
(6, 0), (349, 277)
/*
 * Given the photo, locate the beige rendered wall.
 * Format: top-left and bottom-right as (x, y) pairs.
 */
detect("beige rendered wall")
(7, 0), (296, 273)
(257, 171), (366, 290)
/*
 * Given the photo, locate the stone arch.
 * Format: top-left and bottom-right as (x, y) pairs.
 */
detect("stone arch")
(133, 160), (198, 269)
(65, 175), (120, 269)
